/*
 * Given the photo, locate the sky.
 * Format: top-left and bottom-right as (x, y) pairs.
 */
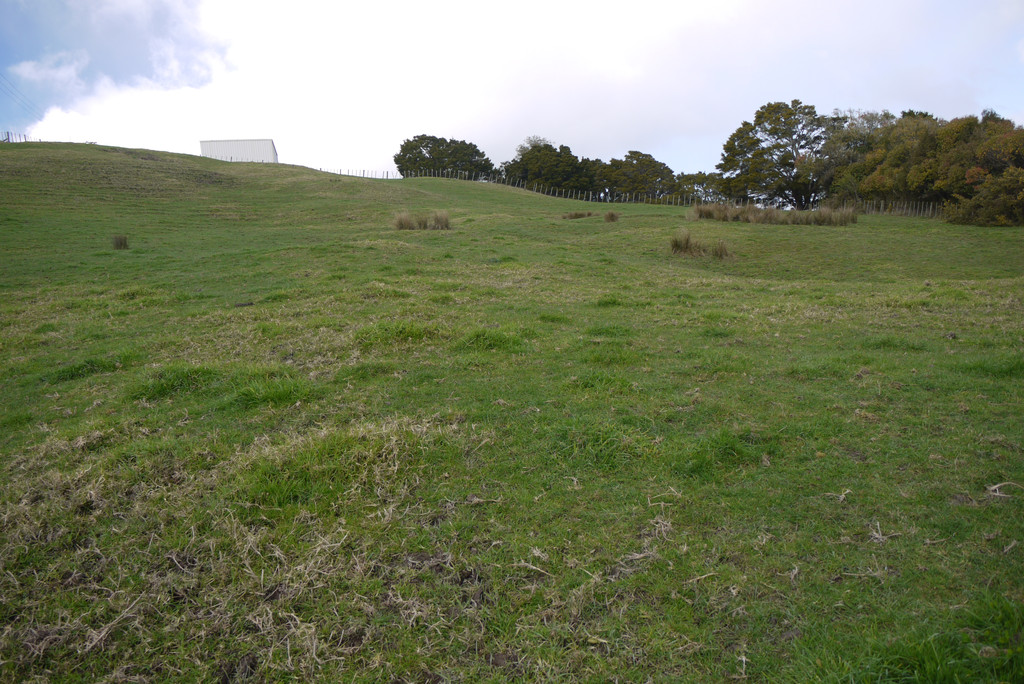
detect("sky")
(2, 0), (1023, 176)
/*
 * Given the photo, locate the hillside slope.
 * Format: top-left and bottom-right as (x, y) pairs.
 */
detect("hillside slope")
(1, 143), (1022, 682)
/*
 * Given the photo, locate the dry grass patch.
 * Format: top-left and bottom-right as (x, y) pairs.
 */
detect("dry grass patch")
(670, 229), (700, 256)
(393, 211), (416, 230)
(695, 203), (857, 226)
(394, 210), (452, 230)
(670, 229), (732, 260)
(711, 239), (732, 259)
(429, 210), (451, 230)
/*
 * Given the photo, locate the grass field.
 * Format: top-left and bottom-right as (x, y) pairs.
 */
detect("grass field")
(1, 143), (1022, 682)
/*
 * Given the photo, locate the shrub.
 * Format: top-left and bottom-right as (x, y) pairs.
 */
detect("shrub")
(604, 211), (620, 223)
(112, 235), (129, 250)
(562, 211), (595, 220)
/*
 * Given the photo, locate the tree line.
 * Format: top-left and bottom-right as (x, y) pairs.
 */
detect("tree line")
(393, 102), (1024, 226)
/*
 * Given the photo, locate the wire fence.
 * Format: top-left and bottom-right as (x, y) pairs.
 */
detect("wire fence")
(318, 168), (401, 179)
(1, 131), (38, 143)
(389, 168), (943, 218)
(844, 199), (941, 218)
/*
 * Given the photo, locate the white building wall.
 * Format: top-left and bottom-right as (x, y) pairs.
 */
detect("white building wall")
(200, 139), (278, 163)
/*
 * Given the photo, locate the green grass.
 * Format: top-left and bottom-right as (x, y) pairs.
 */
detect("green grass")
(1, 143), (1023, 681)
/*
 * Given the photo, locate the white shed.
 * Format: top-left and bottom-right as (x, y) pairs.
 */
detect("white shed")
(200, 139), (278, 163)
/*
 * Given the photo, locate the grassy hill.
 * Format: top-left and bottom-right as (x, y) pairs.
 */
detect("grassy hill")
(1, 143), (1022, 681)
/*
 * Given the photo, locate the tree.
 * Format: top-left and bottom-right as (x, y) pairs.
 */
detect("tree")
(822, 109), (897, 201)
(604, 151), (675, 198)
(513, 135), (553, 160)
(946, 166), (1024, 226)
(852, 113), (943, 201)
(674, 171), (725, 203)
(821, 107), (1024, 225)
(938, 112), (1024, 225)
(716, 100), (844, 209)
(393, 135), (494, 177)
(502, 138), (600, 192)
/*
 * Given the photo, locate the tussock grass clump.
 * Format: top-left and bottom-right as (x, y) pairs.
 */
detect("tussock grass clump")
(604, 211), (620, 222)
(805, 206), (857, 225)
(670, 229), (732, 259)
(694, 203), (857, 226)
(694, 203), (731, 222)
(112, 235), (129, 249)
(394, 210), (452, 230)
(711, 239), (732, 259)
(562, 211), (596, 220)
(393, 212), (416, 230)
(429, 210), (451, 230)
(670, 229), (704, 256)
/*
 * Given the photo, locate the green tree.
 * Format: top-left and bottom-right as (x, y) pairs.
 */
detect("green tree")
(604, 151), (675, 198)
(393, 135), (494, 177)
(502, 138), (600, 192)
(946, 166), (1024, 226)
(674, 171), (725, 203)
(827, 108), (1024, 225)
(940, 112), (1024, 225)
(513, 135), (553, 160)
(717, 100), (844, 209)
(822, 109), (898, 201)
(975, 113), (1024, 175)
(853, 112), (943, 201)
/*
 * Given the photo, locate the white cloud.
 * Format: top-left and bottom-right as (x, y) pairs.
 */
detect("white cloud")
(70, 0), (200, 29)
(12, 51), (89, 91)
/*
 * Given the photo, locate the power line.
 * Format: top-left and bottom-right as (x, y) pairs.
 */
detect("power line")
(0, 72), (47, 121)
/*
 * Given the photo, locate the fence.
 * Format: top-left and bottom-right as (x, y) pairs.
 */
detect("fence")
(1, 131), (37, 143)
(391, 168), (944, 218)
(399, 167), (690, 204)
(841, 199), (941, 219)
(319, 168), (401, 179)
